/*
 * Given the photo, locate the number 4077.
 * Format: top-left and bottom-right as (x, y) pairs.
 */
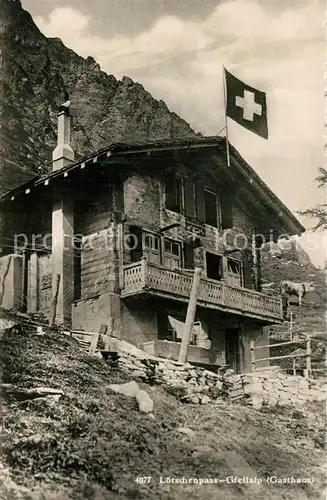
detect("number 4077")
(135, 476), (152, 484)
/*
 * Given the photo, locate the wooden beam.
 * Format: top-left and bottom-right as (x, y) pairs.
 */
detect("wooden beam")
(28, 252), (39, 313)
(178, 267), (202, 363)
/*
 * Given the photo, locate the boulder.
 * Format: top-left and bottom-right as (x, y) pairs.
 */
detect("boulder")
(201, 395), (211, 405)
(108, 381), (139, 398)
(131, 370), (147, 379)
(0, 319), (16, 331)
(136, 390), (154, 413)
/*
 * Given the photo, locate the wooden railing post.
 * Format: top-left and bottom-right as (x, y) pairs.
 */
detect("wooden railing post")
(289, 311), (293, 340)
(305, 337), (312, 379)
(221, 281), (226, 306)
(140, 257), (147, 288)
(250, 340), (256, 373)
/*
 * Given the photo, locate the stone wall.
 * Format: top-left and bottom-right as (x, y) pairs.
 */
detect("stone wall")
(222, 370), (327, 410)
(107, 346), (326, 408)
(116, 351), (222, 404)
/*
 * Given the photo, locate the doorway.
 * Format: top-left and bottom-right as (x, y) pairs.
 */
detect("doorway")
(225, 329), (241, 372)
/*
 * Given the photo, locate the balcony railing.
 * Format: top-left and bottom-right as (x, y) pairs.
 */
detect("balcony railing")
(122, 260), (283, 322)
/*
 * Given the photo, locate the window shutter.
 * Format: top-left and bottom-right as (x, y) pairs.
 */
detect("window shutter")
(184, 242), (194, 269)
(129, 225), (143, 262)
(184, 178), (195, 218)
(221, 192), (233, 229)
(195, 183), (205, 223)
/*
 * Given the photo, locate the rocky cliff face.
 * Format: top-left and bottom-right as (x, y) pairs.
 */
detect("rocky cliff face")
(0, 0), (198, 194)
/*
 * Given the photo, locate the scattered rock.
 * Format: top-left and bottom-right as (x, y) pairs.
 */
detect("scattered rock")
(177, 427), (196, 438)
(215, 380), (223, 390)
(192, 445), (215, 457)
(47, 394), (62, 403)
(34, 387), (64, 396)
(131, 370), (147, 379)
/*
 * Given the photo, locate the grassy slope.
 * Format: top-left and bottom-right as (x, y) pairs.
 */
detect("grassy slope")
(0, 322), (326, 500)
(261, 254), (326, 340)
(260, 255), (326, 372)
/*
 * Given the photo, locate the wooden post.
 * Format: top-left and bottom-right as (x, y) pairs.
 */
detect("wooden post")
(250, 340), (256, 373)
(0, 255), (12, 308)
(50, 274), (60, 326)
(140, 256), (147, 288)
(305, 337), (312, 379)
(178, 267), (202, 364)
(89, 332), (100, 355)
(289, 311), (293, 340)
(28, 252), (39, 313)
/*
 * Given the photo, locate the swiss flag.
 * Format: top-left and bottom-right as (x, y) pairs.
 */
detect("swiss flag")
(225, 69), (268, 139)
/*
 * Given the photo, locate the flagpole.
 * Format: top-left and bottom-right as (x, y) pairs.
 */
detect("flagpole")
(222, 66), (231, 167)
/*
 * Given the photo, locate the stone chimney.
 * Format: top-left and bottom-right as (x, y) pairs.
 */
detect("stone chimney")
(52, 107), (74, 171)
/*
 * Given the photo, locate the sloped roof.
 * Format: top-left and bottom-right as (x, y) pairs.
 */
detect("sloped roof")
(0, 136), (305, 235)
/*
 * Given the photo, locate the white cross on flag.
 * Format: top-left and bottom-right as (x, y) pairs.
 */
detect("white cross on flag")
(225, 69), (268, 139)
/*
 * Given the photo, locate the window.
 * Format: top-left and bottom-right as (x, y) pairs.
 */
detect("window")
(206, 252), (223, 281)
(165, 174), (183, 213)
(128, 226), (143, 263)
(163, 239), (181, 269)
(227, 258), (242, 287)
(204, 189), (219, 228)
(143, 232), (160, 264)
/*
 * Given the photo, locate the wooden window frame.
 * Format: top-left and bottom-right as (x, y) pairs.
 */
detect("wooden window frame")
(203, 188), (221, 229)
(164, 174), (184, 214)
(162, 237), (182, 270)
(142, 230), (161, 264)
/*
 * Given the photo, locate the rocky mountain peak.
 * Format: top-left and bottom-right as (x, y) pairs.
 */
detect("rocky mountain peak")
(0, 0), (198, 193)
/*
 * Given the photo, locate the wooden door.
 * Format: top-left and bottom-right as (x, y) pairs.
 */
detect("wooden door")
(225, 329), (241, 372)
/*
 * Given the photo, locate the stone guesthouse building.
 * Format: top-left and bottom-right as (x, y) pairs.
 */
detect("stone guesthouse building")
(0, 107), (305, 372)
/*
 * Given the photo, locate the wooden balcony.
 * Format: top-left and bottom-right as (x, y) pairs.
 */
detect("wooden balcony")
(122, 260), (283, 323)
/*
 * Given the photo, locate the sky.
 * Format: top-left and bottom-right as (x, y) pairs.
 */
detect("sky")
(23, 0), (326, 266)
